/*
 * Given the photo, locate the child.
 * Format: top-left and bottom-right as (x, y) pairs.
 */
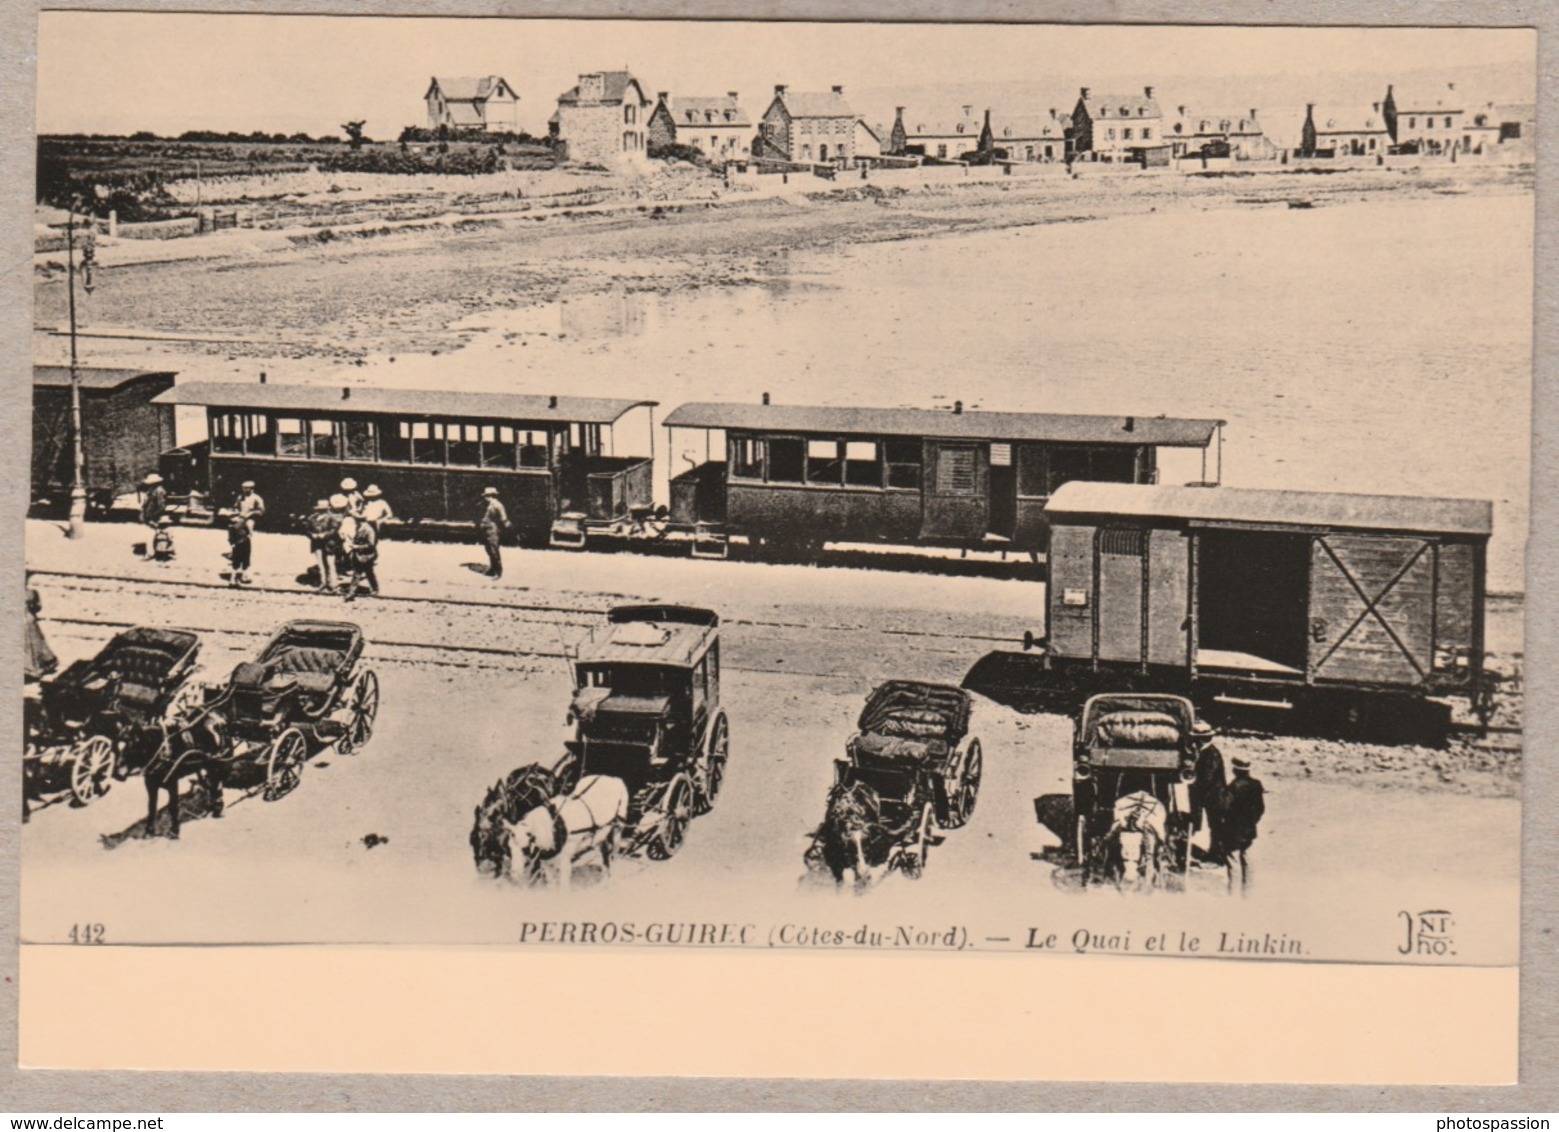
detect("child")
(227, 512), (252, 586)
(152, 516), (176, 563)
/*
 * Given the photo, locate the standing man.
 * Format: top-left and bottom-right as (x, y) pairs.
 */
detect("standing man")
(236, 480), (266, 531)
(1223, 755), (1266, 894)
(332, 494), (359, 595)
(139, 473), (168, 556)
(360, 485), (393, 532)
(476, 486), (510, 579)
(227, 512), (253, 586)
(1188, 718), (1228, 865)
(344, 511), (379, 601)
(340, 478), (364, 516)
(304, 498), (338, 592)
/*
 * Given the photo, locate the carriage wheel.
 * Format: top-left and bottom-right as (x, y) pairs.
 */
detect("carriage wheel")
(645, 773), (694, 860)
(337, 668), (380, 755)
(900, 802), (936, 879)
(68, 736), (117, 806)
(946, 739), (983, 829)
(263, 728), (307, 802)
(694, 712), (729, 815)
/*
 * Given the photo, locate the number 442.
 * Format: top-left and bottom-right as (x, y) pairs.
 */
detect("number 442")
(68, 923), (105, 944)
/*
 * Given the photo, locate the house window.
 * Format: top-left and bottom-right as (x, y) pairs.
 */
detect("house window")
(819, 144), (828, 161)
(1444, 116), (1452, 128)
(1123, 128), (1133, 140)
(1369, 138), (1377, 150)
(936, 144), (947, 158)
(624, 132), (635, 151)
(1106, 128), (1116, 140)
(625, 104), (636, 125)
(1142, 127), (1152, 139)
(1408, 116), (1416, 128)
(802, 144), (813, 159)
(1025, 145), (1034, 159)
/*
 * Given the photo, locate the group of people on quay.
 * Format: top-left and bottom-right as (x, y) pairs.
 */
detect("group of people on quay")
(303, 480), (390, 600)
(1189, 719), (1267, 891)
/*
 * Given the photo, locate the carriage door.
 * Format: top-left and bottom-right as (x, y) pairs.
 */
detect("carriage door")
(1307, 534), (1436, 686)
(919, 441), (989, 542)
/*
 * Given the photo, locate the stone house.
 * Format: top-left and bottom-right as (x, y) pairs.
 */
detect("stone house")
(890, 105), (983, 160)
(646, 92), (751, 160)
(978, 109), (1070, 162)
(1165, 107), (1275, 160)
(1462, 101), (1536, 157)
(550, 70), (653, 165)
(425, 76), (520, 133)
(1383, 83), (1464, 154)
(1298, 103), (1390, 157)
(757, 85), (858, 165)
(1070, 87), (1166, 161)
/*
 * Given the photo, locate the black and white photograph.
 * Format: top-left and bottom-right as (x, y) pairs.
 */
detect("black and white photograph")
(15, 13), (1534, 1073)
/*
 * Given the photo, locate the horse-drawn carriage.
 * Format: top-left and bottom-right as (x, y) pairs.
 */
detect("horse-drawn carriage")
(213, 619), (380, 800)
(805, 681), (983, 886)
(24, 627), (202, 809)
(1069, 693), (1197, 890)
(470, 605), (728, 881)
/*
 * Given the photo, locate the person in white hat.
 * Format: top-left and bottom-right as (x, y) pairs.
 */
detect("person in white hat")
(327, 494), (354, 591)
(235, 480), (266, 531)
(139, 473), (168, 554)
(475, 486), (510, 579)
(340, 478), (364, 516)
(304, 498), (339, 592)
(360, 484), (393, 532)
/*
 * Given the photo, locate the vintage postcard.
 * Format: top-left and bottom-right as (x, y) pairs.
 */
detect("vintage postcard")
(14, 11), (1533, 1082)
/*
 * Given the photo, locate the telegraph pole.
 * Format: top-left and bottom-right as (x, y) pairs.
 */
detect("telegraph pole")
(64, 200), (94, 540)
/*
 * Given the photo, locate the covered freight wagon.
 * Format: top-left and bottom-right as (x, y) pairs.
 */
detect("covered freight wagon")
(31, 366), (176, 514)
(1032, 482), (1493, 727)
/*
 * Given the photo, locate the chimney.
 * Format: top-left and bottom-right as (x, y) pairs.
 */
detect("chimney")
(774, 84), (786, 97)
(728, 91), (738, 102)
(657, 91), (669, 103)
(258, 371), (267, 384)
(832, 85), (843, 96)
(962, 104), (973, 117)
(1178, 105), (1186, 116)
(982, 108), (992, 130)
(1124, 416), (1135, 432)
(1080, 86), (1090, 99)
(1250, 108), (1258, 120)
(342, 387), (351, 400)
(1144, 85), (1154, 99)
(1448, 81), (1456, 92)
(548, 394), (558, 409)
(1048, 107), (1057, 120)
(953, 400), (963, 415)
(762, 392), (770, 405)
(1373, 102), (1381, 113)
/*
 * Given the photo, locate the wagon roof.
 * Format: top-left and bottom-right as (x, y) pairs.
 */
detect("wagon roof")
(1046, 482), (1493, 537)
(34, 366), (177, 391)
(576, 617), (712, 667)
(664, 402), (1221, 446)
(154, 381), (656, 425)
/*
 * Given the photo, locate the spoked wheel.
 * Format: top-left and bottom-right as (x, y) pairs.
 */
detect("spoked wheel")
(336, 668), (379, 755)
(899, 802), (936, 879)
(263, 727), (306, 802)
(68, 736), (117, 806)
(645, 773), (694, 860)
(694, 712), (729, 815)
(945, 738), (983, 828)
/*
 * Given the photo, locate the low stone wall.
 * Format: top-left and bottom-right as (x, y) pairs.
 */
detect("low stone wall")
(115, 217), (203, 240)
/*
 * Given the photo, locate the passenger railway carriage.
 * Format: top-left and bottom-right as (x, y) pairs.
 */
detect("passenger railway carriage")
(152, 381), (656, 545)
(662, 401), (1225, 558)
(1029, 482), (1493, 725)
(32, 366), (176, 514)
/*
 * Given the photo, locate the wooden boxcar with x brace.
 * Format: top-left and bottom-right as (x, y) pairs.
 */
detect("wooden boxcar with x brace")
(661, 400), (1224, 559)
(1033, 482), (1493, 726)
(151, 380), (656, 544)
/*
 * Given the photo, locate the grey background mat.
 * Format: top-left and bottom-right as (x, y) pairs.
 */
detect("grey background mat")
(0, 0), (1553, 1110)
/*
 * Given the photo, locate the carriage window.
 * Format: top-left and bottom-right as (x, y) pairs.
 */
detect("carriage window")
(245, 414), (275, 456)
(274, 417), (307, 458)
(1090, 446), (1138, 484)
(310, 419), (339, 460)
(885, 439), (922, 490)
(210, 412), (244, 454)
(691, 655), (708, 720)
(935, 447), (978, 495)
(1016, 443), (1049, 498)
(519, 430), (549, 469)
(446, 422), (481, 467)
(342, 419), (375, 461)
(991, 442), (1012, 467)
(482, 424), (517, 469)
(412, 421), (444, 465)
(378, 420), (412, 464)
(729, 435), (762, 480)
(1047, 446), (1092, 493)
(806, 439), (843, 485)
(705, 640), (720, 707)
(765, 437), (805, 483)
(844, 440), (882, 487)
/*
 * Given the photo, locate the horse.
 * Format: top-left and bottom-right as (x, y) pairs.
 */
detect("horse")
(1105, 791), (1168, 892)
(506, 774), (630, 888)
(813, 779), (895, 889)
(470, 764), (559, 878)
(142, 698), (230, 840)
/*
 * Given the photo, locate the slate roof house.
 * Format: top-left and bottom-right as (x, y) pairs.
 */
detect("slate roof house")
(1166, 107), (1275, 160)
(550, 70), (653, 165)
(979, 109), (1070, 162)
(1298, 103), (1390, 157)
(647, 92), (751, 160)
(1070, 86), (1167, 162)
(1383, 83), (1464, 154)
(425, 76), (520, 133)
(757, 85), (859, 166)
